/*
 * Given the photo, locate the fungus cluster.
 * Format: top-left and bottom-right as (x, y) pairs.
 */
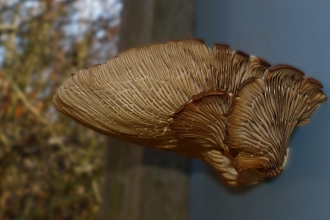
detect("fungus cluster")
(54, 39), (327, 185)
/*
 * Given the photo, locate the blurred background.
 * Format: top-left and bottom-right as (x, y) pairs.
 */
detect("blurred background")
(0, 0), (193, 219)
(1, 0), (330, 220)
(0, 0), (121, 219)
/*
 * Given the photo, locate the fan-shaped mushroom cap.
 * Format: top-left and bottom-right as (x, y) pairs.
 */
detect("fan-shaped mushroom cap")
(54, 39), (326, 185)
(225, 65), (327, 177)
(169, 89), (265, 185)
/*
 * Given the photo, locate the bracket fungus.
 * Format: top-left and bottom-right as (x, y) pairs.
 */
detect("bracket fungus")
(54, 39), (327, 186)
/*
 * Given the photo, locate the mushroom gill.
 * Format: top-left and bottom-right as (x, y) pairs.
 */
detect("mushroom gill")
(54, 39), (326, 185)
(225, 66), (327, 177)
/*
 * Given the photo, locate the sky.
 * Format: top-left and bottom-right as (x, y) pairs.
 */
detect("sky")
(0, 0), (122, 66)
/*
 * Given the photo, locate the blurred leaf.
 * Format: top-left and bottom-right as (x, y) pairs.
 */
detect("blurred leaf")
(0, 0), (121, 218)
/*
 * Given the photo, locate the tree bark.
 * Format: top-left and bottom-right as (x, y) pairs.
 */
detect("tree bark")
(98, 0), (195, 220)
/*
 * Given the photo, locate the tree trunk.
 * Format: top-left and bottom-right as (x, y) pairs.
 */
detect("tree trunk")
(98, 0), (195, 220)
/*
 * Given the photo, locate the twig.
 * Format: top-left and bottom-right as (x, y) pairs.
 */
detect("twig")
(5, 74), (73, 159)
(0, 24), (17, 32)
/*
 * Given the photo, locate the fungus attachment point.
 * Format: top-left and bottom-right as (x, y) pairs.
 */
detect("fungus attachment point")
(54, 39), (327, 186)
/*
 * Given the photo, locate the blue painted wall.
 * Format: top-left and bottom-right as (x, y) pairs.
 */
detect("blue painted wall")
(191, 1), (330, 219)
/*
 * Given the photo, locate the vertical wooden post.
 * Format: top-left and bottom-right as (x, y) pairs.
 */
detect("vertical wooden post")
(98, 0), (195, 219)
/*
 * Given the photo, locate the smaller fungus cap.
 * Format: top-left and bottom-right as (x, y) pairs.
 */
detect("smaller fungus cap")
(225, 65), (327, 177)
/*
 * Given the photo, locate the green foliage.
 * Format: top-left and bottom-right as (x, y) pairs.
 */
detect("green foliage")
(0, 0), (120, 219)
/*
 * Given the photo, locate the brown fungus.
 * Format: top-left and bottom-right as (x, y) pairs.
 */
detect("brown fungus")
(225, 66), (327, 178)
(54, 39), (326, 186)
